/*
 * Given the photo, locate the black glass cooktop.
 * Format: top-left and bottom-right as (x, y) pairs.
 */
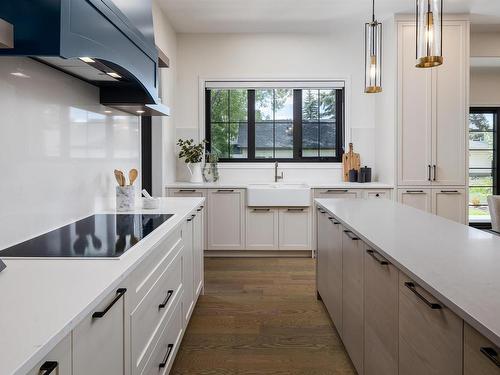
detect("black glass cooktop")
(0, 214), (173, 258)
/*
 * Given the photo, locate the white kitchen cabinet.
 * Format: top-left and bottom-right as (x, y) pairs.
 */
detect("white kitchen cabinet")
(397, 19), (468, 187)
(246, 207), (279, 250)
(193, 205), (204, 296)
(27, 334), (72, 375)
(398, 188), (432, 212)
(432, 189), (467, 224)
(365, 189), (392, 199)
(464, 323), (500, 375)
(399, 273), (463, 375)
(73, 287), (126, 375)
(182, 215), (195, 326)
(364, 248), (398, 375)
(314, 188), (362, 199)
(278, 207), (312, 250)
(326, 216), (343, 336)
(342, 229), (364, 374)
(167, 188), (206, 198)
(316, 208), (329, 302)
(207, 189), (245, 250)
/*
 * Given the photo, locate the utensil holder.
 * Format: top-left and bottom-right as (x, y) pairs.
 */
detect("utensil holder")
(116, 186), (135, 211)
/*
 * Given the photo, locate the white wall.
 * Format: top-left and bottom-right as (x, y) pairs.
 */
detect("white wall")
(0, 58), (140, 248)
(471, 32), (500, 57)
(152, 1), (178, 194)
(175, 28), (380, 184)
(470, 67), (500, 106)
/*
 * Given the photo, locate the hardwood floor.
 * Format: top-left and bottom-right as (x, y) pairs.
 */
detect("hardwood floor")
(171, 258), (357, 374)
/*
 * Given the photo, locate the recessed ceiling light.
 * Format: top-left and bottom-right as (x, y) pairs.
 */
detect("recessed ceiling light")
(79, 57), (95, 63)
(10, 72), (30, 78)
(106, 72), (122, 79)
(136, 110), (145, 114)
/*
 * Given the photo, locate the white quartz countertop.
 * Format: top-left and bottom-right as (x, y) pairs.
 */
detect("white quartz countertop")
(166, 181), (394, 189)
(315, 198), (500, 347)
(0, 197), (204, 375)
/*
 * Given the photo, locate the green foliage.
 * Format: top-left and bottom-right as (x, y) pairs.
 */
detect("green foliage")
(177, 138), (206, 164)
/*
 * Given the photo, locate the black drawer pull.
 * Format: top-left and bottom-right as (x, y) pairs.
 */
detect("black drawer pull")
(326, 189), (348, 193)
(216, 189), (234, 193)
(159, 290), (174, 310)
(440, 190), (459, 194)
(428, 165), (431, 181)
(405, 190), (425, 194)
(179, 189), (196, 192)
(287, 208), (304, 212)
(159, 344), (174, 369)
(480, 347), (500, 367)
(187, 214), (196, 222)
(40, 361), (58, 374)
(404, 282), (441, 309)
(329, 218), (340, 224)
(319, 209), (326, 214)
(92, 288), (127, 318)
(343, 230), (359, 240)
(366, 249), (389, 265)
(253, 208), (270, 212)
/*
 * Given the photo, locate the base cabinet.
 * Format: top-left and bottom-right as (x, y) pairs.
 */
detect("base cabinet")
(246, 208), (279, 250)
(278, 208), (311, 250)
(464, 323), (500, 375)
(398, 189), (432, 212)
(27, 335), (72, 375)
(341, 229), (364, 374)
(73, 287), (126, 375)
(364, 249), (398, 375)
(399, 273), (463, 375)
(325, 214), (343, 334)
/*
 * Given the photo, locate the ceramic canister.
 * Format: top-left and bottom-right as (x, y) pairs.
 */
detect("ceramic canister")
(116, 185), (135, 211)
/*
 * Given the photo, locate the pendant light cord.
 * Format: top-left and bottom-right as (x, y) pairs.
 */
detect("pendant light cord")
(372, 0), (375, 23)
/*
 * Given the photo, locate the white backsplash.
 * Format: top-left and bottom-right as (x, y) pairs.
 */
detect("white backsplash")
(0, 58), (141, 248)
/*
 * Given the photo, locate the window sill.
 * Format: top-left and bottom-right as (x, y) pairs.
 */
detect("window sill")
(217, 162), (343, 169)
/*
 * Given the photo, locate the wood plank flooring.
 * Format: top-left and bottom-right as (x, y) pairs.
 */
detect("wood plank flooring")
(171, 258), (356, 374)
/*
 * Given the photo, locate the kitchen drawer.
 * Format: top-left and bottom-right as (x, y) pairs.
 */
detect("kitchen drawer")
(365, 189), (392, 199)
(27, 334), (72, 375)
(128, 228), (182, 309)
(314, 188), (361, 199)
(464, 323), (500, 375)
(131, 247), (183, 374)
(399, 272), (463, 375)
(141, 292), (184, 375)
(167, 188), (206, 197)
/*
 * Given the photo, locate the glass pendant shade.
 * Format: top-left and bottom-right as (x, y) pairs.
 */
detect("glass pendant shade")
(416, 0), (443, 68)
(364, 7), (382, 93)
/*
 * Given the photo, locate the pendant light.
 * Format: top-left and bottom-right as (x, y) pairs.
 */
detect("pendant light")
(415, 0), (443, 68)
(364, 0), (382, 93)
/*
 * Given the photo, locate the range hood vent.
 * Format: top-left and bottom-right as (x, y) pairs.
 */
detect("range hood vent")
(0, 0), (168, 116)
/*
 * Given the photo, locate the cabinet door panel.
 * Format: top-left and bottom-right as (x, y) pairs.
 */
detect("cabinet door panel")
(432, 22), (467, 186)
(365, 190), (392, 199)
(342, 230), (364, 374)
(326, 218), (343, 336)
(398, 22), (433, 186)
(464, 323), (500, 375)
(398, 189), (432, 212)
(27, 335), (72, 375)
(193, 207), (204, 296)
(364, 249), (398, 375)
(399, 273), (463, 375)
(314, 189), (361, 199)
(246, 208), (278, 250)
(73, 288), (125, 375)
(432, 189), (466, 224)
(182, 219), (195, 325)
(207, 189), (245, 250)
(316, 208), (329, 302)
(278, 208), (311, 250)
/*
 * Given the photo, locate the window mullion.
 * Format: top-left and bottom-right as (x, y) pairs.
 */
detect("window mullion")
(248, 90), (256, 160)
(293, 89), (302, 160)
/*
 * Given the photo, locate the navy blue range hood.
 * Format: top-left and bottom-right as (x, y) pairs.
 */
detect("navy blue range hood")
(0, 0), (169, 116)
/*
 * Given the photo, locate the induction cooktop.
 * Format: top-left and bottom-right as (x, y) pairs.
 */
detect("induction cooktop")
(0, 213), (174, 258)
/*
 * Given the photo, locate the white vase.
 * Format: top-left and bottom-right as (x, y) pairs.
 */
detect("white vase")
(187, 162), (203, 183)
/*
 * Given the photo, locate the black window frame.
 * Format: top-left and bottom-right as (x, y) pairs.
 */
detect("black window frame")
(205, 88), (345, 163)
(468, 107), (499, 229)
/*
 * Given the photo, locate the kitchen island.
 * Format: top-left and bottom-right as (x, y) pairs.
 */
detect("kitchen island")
(315, 198), (500, 375)
(0, 197), (204, 375)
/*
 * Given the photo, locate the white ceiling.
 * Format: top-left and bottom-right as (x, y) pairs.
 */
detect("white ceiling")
(158, 0), (500, 33)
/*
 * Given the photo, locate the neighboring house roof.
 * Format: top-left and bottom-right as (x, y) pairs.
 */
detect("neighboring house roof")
(233, 120), (336, 148)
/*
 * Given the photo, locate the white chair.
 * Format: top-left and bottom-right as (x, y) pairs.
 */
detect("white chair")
(487, 195), (500, 233)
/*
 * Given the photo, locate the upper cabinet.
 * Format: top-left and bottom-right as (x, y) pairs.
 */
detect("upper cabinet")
(0, 0), (168, 115)
(397, 19), (469, 186)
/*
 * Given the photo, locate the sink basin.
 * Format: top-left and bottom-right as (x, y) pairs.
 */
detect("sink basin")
(247, 183), (311, 207)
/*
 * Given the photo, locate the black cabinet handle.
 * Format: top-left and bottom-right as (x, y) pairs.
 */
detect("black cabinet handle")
(405, 190), (425, 194)
(433, 165), (437, 181)
(480, 347), (500, 367)
(92, 288), (127, 318)
(187, 214), (196, 222)
(343, 230), (359, 240)
(287, 208), (304, 212)
(40, 361), (58, 374)
(326, 189), (348, 193)
(440, 190), (459, 194)
(179, 189), (196, 192)
(158, 290), (174, 310)
(159, 344), (174, 369)
(252, 208), (270, 212)
(404, 282), (441, 309)
(216, 189), (234, 193)
(428, 165), (431, 181)
(329, 218), (340, 224)
(366, 249), (389, 265)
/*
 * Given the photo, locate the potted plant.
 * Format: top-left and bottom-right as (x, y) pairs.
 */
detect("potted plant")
(177, 138), (207, 183)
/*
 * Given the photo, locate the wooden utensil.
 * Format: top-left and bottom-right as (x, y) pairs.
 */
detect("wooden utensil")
(114, 169), (125, 187)
(129, 169), (138, 186)
(342, 143), (361, 182)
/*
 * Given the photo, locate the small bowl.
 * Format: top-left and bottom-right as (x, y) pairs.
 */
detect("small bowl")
(142, 197), (160, 209)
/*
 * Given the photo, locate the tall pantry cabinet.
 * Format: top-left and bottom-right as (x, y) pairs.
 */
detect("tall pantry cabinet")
(396, 17), (469, 224)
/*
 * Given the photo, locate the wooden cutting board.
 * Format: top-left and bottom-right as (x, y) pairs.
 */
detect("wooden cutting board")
(342, 143), (361, 182)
